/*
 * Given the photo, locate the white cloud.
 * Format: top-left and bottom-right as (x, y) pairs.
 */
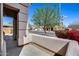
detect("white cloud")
(62, 15), (68, 18)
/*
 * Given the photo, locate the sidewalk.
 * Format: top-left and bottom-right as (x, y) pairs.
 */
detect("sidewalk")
(19, 43), (55, 56)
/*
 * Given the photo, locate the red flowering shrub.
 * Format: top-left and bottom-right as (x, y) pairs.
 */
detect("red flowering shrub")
(55, 30), (68, 38)
(67, 30), (79, 42)
(55, 29), (79, 42)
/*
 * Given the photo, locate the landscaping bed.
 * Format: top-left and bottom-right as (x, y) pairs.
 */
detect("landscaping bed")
(55, 29), (79, 42)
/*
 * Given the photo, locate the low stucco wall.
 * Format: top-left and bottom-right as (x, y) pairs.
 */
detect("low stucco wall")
(31, 33), (70, 55)
(32, 34), (69, 53)
(66, 40), (79, 56)
(25, 33), (79, 56)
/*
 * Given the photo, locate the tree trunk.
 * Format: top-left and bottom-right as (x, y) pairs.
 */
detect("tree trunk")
(43, 26), (46, 34)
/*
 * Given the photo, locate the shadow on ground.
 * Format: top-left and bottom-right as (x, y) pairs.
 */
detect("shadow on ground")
(4, 35), (22, 56)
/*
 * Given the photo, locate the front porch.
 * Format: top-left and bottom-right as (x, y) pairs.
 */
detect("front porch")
(0, 3), (79, 56)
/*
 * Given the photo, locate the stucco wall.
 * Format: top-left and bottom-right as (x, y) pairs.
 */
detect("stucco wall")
(0, 4), (1, 40)
(3, 26), (13, 35)
(5, 3), (29, 46)
(25, 33), (79, 56)
(0, 3), (1, 55)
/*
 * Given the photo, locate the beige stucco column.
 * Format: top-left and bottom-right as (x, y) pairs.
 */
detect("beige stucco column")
(18, 4), (29, 46)
(4, 3), (29, 46)
(0, 3), (6, 56)
(2, 3), (29, 47)
(0, 4), (1, 55)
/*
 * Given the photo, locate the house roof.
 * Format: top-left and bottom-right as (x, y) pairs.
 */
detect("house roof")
(3, 25), (13, 27)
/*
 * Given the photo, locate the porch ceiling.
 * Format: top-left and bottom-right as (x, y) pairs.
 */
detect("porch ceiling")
(20, 3), (31, 7)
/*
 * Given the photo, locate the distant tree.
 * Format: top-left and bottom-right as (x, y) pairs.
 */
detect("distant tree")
(32, 4), (62, 34)
(8, 21), (13, 26)
(68, 21), (79, 29)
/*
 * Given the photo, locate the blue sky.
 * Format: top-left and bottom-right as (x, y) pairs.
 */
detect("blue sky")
(3, 16), (13, 26)
(61, 3), (79, 27)
(28, 3), (79, 27)
(3, 3), (79, 27)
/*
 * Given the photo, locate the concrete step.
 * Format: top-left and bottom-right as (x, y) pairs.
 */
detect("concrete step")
(19, 44), (55, 56)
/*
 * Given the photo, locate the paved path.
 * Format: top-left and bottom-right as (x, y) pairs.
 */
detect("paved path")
(4, 35), (22, 56)
(20, 43), (55, 56)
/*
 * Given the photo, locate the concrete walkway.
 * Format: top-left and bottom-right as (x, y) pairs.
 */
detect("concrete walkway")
(4, 35), (22, 56)
(20, 43), (55, 56)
